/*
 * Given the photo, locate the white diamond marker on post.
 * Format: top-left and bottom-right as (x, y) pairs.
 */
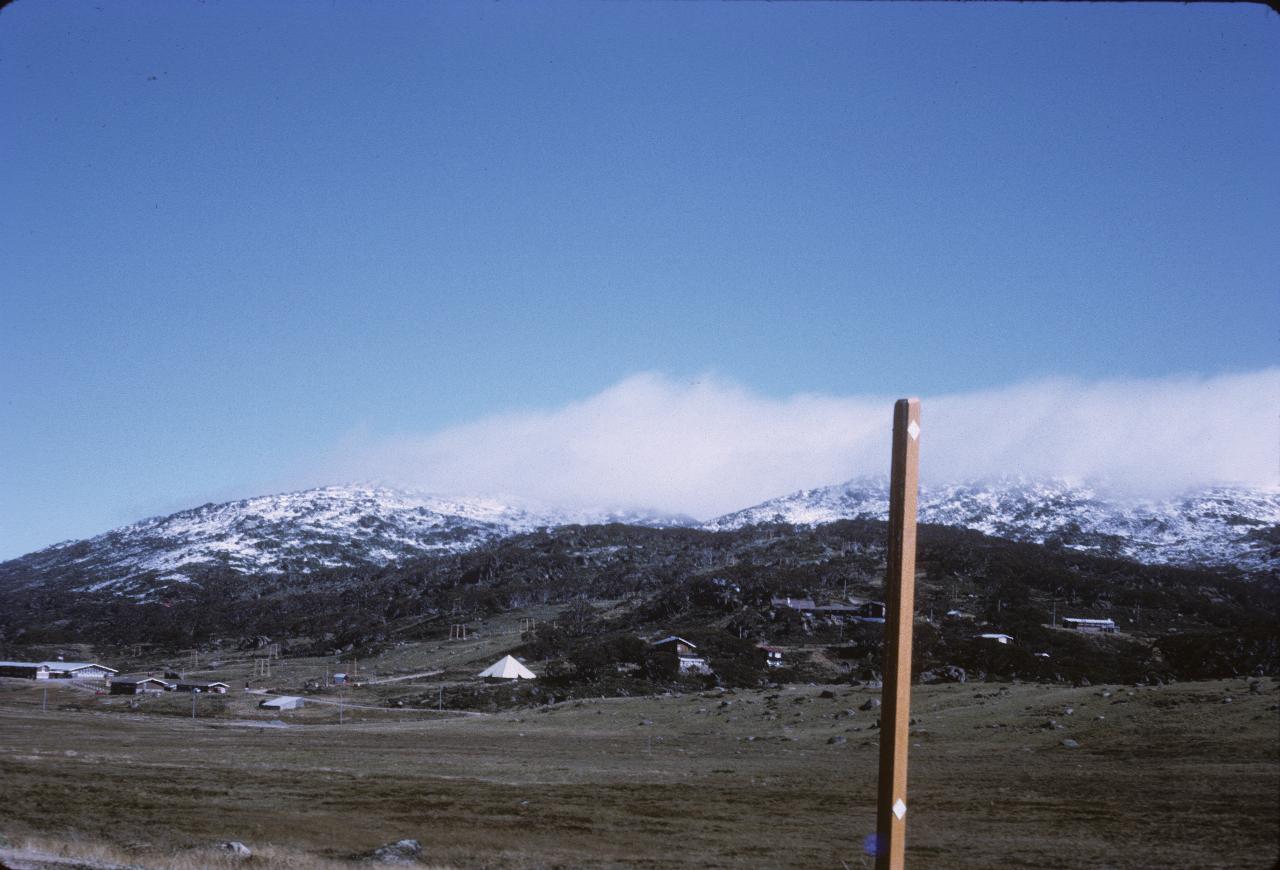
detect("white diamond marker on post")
(907, 420), (920, 441)
(893, 799), (907, 820)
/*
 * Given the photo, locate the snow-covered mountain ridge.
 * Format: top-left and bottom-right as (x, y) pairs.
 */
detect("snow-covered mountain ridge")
(0, 486), (692, 597)
(706, 478), (1280, 572)
(1, 479), (1275, 600)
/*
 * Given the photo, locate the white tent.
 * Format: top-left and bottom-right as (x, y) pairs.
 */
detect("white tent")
(477, 655), (536, 680)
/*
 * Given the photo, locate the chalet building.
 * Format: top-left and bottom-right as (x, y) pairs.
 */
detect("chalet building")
(758, 645), (784, 669)
(1062, 617), (1117, 633)
(110, 677), (169, 695)
(855, 601), (887, 622)
(974, 633), (1015, 645)
(56, 662), (119, 680)
(0, 661), (117, 681)
(174, 680), (230, 694)
(770, 597), (886, 623)
(650, 636), (712, 677)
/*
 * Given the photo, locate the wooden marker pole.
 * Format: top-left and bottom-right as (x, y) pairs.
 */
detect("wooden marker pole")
(875, 398), (921, 870)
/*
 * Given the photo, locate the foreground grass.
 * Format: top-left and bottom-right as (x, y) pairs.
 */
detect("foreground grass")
(0, 677), (1276, 868)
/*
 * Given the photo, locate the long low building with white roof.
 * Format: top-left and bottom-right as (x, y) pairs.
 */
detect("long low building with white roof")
(0, 661), (118, 680)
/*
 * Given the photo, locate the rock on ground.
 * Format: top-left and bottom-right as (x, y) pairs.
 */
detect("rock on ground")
(369, 839), (423, 864)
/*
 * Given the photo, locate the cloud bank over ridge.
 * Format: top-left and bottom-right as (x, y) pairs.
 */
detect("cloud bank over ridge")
(316, 369), (1280, 520)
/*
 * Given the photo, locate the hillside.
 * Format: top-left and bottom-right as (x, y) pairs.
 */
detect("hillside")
(2, 480), (1275, 610)
(0, 485), (692, 599)
(708, 478), (1280, 572)
(3, 518), (1276, 686)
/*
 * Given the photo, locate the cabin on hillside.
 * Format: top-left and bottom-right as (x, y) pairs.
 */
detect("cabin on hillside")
(758, 644), (784, 669)
(650, 636), (712, 677)
(174, 680), (230, 694)
(855, 601), (887, 622)
(110, 676), (169, 694)
(771, 597), (886, 623)
(974, 633), (1015, 645)
(1062, 617), (1117, 634)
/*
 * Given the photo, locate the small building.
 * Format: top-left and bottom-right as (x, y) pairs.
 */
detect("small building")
(110, 676), (169, 694)
(974, 633), (1015, 645)
(174, 680), (230, 694)
(259, 695), (305, 710)
(650, 636), (712, 677)
(1062, 617), (1117, 634)
(332, 672), (347, 685)
(856, 601), (887, 622)
(758, 645), (784, 669)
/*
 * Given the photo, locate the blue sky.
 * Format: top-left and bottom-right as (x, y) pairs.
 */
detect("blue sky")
(2, 1), (1278, 558)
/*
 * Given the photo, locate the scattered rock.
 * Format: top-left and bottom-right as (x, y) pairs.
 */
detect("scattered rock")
(1064, 707), (1074, 716)
(859, 698), (881, 712)
(1061, 738), (1080, 749)
(819, 689), (836, 699)
(1041, 719), (1062, 730)
(1094, 715), (1105, 721)
(220, 841), (252, 858)
(639, 719), (653, 726)
(370, 839), (422, 864)
(827, 735), (847, 745)
(1222, 697), (1233, 704)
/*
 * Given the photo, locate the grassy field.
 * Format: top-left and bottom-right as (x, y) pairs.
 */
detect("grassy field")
(0, 675), (1276, 869)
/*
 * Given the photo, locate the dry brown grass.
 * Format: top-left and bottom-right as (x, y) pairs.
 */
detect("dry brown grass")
(1, 676), (1276, 868)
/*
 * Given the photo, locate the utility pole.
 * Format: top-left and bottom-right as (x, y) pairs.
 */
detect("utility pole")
(875, 398), (921, 870)
(42, 686), (47, 713)
(191, 691), (198, 720)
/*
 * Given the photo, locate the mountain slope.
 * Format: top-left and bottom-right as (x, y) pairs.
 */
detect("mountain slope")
(0, 486), (692, 598)
(707, 479), (1280, 572)
(3, 479), (1275, 604)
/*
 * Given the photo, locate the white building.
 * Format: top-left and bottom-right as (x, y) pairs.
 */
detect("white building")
(259, 696), (305, 710)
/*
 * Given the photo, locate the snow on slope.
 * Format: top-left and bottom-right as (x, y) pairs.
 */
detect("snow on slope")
(706, 478), (1280, 573)
(4, 479), (1275, 600)
(0, 485), (692, 597)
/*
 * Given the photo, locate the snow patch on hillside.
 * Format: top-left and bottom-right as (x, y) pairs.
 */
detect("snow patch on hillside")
(706, 478), (1280, 572)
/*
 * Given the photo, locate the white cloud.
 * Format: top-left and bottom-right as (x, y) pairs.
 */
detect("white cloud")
(315, 369), (1280, 520)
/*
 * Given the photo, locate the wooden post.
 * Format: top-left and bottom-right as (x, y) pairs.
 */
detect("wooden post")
(875, 398), (921, 870)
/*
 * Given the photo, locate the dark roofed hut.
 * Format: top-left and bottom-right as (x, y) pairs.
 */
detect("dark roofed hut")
(110, 677), (169, 695)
